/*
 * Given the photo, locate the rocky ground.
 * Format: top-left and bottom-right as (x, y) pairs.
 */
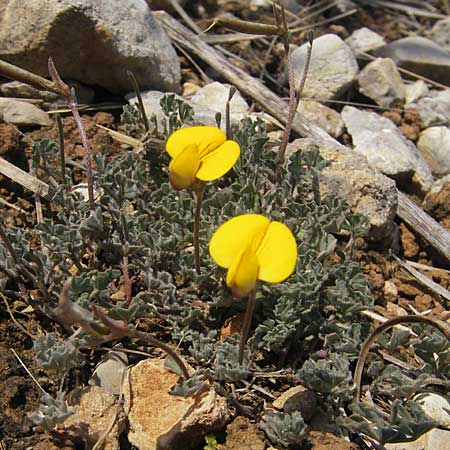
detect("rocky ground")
(0, 1), (450, 450)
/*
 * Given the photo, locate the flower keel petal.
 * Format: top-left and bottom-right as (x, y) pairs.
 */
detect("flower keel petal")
(168, 144), (200, 190)
(226, 248), (259, 298)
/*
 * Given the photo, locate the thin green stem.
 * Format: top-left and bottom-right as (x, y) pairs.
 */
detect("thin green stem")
(194, 183), (206, 274)
(127, 70), (150, 133)
(225, 86), (236, 140)
(238, 288), (257, 365)
(55, 114), (66, 185)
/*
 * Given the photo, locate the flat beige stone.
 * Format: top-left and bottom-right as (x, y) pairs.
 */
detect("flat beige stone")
(64, 386), (122, 450)
(124, 358), (228, 450)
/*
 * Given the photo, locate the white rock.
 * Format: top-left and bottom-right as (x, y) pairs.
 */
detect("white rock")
(385, 429), (450, 450)
(405, 80), (429, 105)
(89, 347), (128, 396)
(346, 27), (386, 56)
(127, 90), (215, 130)
(128, 88), (262, 132)
(426, 174), (450, 195)
(297, 100), (344, 138)
(416, 393), (450, 427)
(290, 34), (359, 100)
(249, 0), (273, 9)
(386, 394), (450, 450)
(417, 127), (450, 177)
(428, 17), (450, 52)
(287, 138), (398, 240)
(342, 106), (434, 193)
(409, 90), (450, 127)
(0, 0), (180, 94)
(190, 82), (249, 128)
(124, 358), (228, 450)
(0, 98), (52, 126)
(357, 58), (406, 107)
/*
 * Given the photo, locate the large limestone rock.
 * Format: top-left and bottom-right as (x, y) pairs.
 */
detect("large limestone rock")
(342, 106), (434, 193)
(287, 138), (398, 240)
(124, 358), (228, 450)
(289, 34), (359, 100)
(0, 0), (180, 94)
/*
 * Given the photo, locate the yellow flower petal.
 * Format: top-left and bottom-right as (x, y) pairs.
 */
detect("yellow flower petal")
(168, 144), (200, 190)
(209, 214), (270, 269)
(196, 140), (240, 181)
(256, 221), (297, 283)
(226, 248), (259, 298)
(166, 126), (226, 158)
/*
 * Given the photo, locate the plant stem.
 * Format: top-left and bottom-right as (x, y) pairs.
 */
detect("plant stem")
(354, 315), (450, 401)
(127, 70), (150, 133)
(225, 86), (236, 139)
(312, 171), (321, 205)
(238, 288), (257, 365)
(194, 182), (206, 274)
(0, 58), (68, 97)
(294, 30), (314, 111)
(121, 255), (133, 304)
(92, 305), (190, 379)
(48, 58), (95, 210)
(275, 5), (296, 182)
(55, 114), (66, 185)
(132, 329), (190, 379)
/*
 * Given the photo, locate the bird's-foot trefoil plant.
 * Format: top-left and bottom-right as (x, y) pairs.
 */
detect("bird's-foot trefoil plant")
(166, 126), (240, 274)
(209, 214), (297, 364)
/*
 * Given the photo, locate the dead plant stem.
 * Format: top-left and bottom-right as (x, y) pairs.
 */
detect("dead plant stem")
(354, 315), (450, 401)
(48, 58), (95, 210)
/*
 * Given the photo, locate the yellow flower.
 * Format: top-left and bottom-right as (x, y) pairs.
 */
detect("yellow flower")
(166, 126), (240, 190)
(209, 214), (297, 298)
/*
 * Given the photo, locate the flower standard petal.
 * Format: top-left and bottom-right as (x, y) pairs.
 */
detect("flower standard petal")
(209, 214), (270, 269)
(256, 221), (297, 283)
(196, 140), (240, 181)
(166, 126), (227, 158)
(168, 144), (200, 190)
(226, 248), (259, 298)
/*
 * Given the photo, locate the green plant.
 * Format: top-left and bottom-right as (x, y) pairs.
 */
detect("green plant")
(2, 80), (444, 449)
(261, 411), (307, 448)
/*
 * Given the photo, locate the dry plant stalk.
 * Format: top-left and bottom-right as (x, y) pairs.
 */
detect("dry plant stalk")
(206, 2), (313, 182)
(354, 314), (450, 401)
(0, 57), (96, 210)
(48, 58), (95, 210)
